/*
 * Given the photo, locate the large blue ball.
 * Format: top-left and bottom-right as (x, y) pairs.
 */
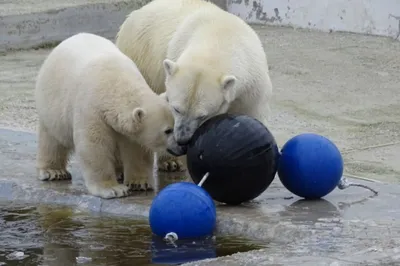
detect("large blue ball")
(278, 133), (344, 199)
(149, 182), (216, 239)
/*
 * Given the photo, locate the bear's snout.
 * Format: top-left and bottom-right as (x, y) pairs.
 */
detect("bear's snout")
(167, 144), (187, 157)
(177, 139), (190, 146)
(175, 121), (197, 146)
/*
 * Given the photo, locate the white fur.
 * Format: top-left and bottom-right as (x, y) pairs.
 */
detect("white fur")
(35, 33), (182, 199)
(116, 0), (272, 165)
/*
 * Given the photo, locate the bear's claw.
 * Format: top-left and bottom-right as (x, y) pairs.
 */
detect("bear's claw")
(38, 169), (72, 181)
(158, 159), (185, 172)
(125, 181), (153, 191)
(87, 183), (131, 199)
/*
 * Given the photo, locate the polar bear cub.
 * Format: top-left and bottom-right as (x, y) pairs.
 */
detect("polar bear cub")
(116, 0), (273, 171)
(34, 32), (185, 199)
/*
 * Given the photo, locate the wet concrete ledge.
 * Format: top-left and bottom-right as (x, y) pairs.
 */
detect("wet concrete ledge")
(2, 127), (400, 265)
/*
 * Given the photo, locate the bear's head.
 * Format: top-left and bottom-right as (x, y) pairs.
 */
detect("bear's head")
(162, 58), (237, 145)
(131, 96), (186, 157)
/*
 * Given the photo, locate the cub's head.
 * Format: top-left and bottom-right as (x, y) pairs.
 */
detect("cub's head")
(132, 95), (186, 157)
(162, 58), (237, 145)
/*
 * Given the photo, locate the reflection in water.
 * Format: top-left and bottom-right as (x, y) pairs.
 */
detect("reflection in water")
(287, 198), (340, 222)
(280, 199), (343, 255)
(151, 236), (217, 265)
(0, 203), (264, 266)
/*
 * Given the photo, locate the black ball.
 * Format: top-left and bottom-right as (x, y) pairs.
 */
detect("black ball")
(186, 114), (280, 205)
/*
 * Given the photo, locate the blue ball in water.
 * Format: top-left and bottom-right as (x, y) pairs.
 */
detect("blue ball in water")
(149, 182), (216, 239)
(278, 133), (344, 199)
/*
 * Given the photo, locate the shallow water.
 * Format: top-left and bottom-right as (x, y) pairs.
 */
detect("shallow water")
(0, 203), (265, 266)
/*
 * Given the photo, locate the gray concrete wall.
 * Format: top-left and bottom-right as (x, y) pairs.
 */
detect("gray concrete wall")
(228, 0), (400, 40)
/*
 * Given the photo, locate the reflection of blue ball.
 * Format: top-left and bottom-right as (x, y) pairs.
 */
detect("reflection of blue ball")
(149, 182), (216, 239)
(278, 133), (344, 199)
(150, 235), (216, 264)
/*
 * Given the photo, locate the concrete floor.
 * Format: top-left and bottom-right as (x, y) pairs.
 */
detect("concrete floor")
(1, 25), (400, 183)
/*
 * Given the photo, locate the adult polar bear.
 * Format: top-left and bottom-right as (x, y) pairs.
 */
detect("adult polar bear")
(116, 0), (273, 172)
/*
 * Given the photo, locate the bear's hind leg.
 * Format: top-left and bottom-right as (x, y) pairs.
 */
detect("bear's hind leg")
(119, 139), (154, 191)
(36, 123), (72, 181)
(156, 152), (187, 172)
(76, 132), (130, 199)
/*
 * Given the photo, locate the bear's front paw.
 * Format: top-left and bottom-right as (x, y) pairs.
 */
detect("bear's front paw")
(125, 179), (153, 192)
(38, 169), (72, 181)
(157, 158), (186, 172)
(86, 180), (131, 199)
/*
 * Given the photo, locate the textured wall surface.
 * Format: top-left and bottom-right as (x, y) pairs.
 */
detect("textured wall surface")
(229, 0), (400, 39)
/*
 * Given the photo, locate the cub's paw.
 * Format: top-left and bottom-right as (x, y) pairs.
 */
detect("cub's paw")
(157, 158), (185, 172)
(125, 179), (153, 192)
(38, 169), (72, 181)
(86, 180), (131, 199)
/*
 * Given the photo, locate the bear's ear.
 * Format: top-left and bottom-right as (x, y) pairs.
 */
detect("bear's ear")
(132, 107), (146, 125)
(221, 75), (237, 103)
(163, 59), (178, 77)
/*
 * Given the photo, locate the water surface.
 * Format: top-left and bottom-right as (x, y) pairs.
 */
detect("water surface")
(0, 203), (265, 266)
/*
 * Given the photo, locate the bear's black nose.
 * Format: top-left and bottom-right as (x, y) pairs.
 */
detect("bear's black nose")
(180, 145), (188, 154)
(177, 139), (190, 146)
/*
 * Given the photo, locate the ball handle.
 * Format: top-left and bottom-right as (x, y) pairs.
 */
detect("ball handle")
(197, 172), (210, 187)
(337, 177), (378, 195)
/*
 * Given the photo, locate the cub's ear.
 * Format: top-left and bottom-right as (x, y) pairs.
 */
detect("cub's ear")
(220, 75), (237, 103)
(132, 107), (146, 125)
(163, 59), (178, 77)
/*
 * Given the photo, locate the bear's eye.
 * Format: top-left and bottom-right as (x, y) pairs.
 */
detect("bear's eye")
(164, 128), (173, 135)
(197, 115), (207, 121)
(173, 107), (181, 114)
